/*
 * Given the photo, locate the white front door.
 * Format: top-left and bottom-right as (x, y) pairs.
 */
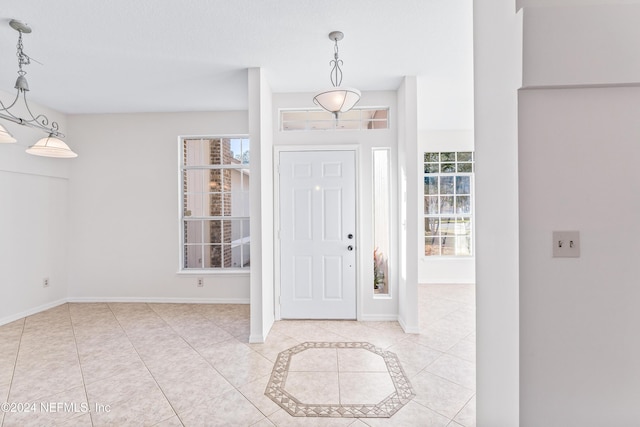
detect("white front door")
(279, 150), (357, 319)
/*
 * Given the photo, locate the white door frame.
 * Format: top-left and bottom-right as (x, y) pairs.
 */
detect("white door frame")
(274, 145), (360, 321)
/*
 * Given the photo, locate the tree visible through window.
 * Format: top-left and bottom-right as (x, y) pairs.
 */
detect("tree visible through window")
(423, 151), (474, 256)
(181, 137), (250, 270)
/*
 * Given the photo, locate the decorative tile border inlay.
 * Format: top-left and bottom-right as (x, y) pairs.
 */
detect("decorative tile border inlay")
(264, 342), (415, 418)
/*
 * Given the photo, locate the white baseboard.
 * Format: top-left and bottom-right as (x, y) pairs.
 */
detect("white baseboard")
(359, 314), (399, 322)
(248, 333), (265, 343)
(397, 316), (420, 334)
(66, 297), (250, 304)
(0, 298), (67, 327)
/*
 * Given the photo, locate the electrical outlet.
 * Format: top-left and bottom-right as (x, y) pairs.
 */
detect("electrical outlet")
(43, 278), (49, 288)
(197, 277), (204, 287)
(552, 231), (580, 258)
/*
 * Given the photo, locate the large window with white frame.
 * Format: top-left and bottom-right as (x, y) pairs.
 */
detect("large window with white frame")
(423, 151), (474, 256)
(180, 137), (250, 270)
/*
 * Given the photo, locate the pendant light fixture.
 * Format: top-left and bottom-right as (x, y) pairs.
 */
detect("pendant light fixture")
(0, 19), (77, 158)
(313, 31), (361, 118)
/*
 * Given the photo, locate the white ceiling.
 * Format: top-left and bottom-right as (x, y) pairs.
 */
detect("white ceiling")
(0, 0), (473, 119)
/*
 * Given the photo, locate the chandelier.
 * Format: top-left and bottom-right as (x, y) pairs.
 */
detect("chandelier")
(313, 31), (361, 118)
(0, 19), (77, 158)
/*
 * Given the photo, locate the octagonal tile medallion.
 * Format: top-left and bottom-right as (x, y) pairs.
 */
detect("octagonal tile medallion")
(264, 342), (415, 418)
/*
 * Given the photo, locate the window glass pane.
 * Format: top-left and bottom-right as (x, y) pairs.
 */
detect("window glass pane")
(204, 220), (222, 244)
(208, 169), (222, 192)
(231, 246), (242, 268)
(457, 152), (473, 161)
(440, 218), (457, 236)
(185, 220), (203, 244)
(454, 236), (472, 256)
(425, 218), (439, 237)
(424, 152), (439, 162)
(440, 196), (454, 214)
(424, 177), (438, 195)
(184, 139), (205, 166)
(242, 243), (251, 267)
(184, 245), (202, 269)
(308, 120), (334, 131)
(363, 120), (388, 130)
(207, 193), (221, 216)
(184, 193), (204, 217)
(456, 196), (471, 214)
(424, 163), (439, 174)
(282, 111), (307, 122)
(441, 163), (455, 173)
(457, 163), (473, 173)
(441, 152), (456, 161)
(425, 237), (441, 256)
(441, 237), (456, 255)
(425, 196), (439, 214)
(440, 176), (454, 194)
(373, 148), (390, 295)
(241, 139), (250, 164)
(456, 176), (471, 194)
(185, 170), (205, 193)
(204, 245), (222, 268)
(205, 139), (221, 166)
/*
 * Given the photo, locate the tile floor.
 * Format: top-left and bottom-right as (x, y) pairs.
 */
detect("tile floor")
(0, 284), (475, 426)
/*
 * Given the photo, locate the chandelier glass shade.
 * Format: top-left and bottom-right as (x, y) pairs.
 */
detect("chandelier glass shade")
(313, 31), (360, 118)
(26, 134), (78, 158)
(0, 19), (78, 158)
(0, 124), (17, 143)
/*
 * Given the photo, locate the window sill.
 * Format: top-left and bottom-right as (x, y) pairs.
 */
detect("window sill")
(177, 269), (250, 276)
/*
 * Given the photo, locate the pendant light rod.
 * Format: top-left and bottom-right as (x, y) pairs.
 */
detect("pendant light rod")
(313, 31), (361, 118)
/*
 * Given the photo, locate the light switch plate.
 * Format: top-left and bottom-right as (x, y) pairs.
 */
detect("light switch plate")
(552, 231), (580, 258)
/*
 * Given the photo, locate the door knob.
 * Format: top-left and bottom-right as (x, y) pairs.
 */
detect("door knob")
(347, 245), (353, 251)
(347, 233), (354, 239)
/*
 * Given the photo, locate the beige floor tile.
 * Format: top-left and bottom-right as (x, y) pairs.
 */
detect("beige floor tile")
(453, 394), (475, 427)
(338, 372), (395, 404)
(425, 354), (475, 390)
(171, 322), (235, 349)
(214, 351), (275, 388)
(85, 370), (175, 426)
(153, 415), (185, 427)
(238, 375), (282, 417)
(288, 348), (338, 372)
(154, 362), (234, 414)
(178, 388), (264, 427)
(248, 332), (301, 363)
(9, 357), (84, 402)
(251, 418), (276, 426)
(361, 400), (451, 427)
(410, 370), (474, 419)
(197, 338), (253, 365)
(0, 381), (10, 426)
(283, 371), (340, 405)
(266, 409), (354, 426)
(2, 385), (88, 427)
(337, 348), (388, 372)
(387, 339), (442, 373)
(447, 339), (476, 363)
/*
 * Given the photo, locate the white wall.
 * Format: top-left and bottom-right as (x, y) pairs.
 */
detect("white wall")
(272, 91), (401, 322)
(397, 78), (421, 333)
(418, 130), (475, 284)
(65, 111), (250, 302)
(473, 1), (522, 425)
(0, 94), (71, 324)
(249, 68), (275, 343)
(519, 3), (640, 424)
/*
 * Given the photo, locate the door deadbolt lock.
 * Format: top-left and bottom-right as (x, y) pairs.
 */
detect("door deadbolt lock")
(347, 245), (354, 251)
(347, 233), (354, 239)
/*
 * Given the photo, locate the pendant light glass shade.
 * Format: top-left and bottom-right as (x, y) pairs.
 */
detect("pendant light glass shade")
(313, 87), (361, 116)
(26, 134), (78, 158)
(0, 124), (17, 143)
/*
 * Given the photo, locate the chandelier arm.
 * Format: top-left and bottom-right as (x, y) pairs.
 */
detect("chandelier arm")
(0, 91), (21, 113)
(329, 59), (343, 87)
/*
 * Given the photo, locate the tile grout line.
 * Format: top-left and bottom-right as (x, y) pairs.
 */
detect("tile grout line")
(1, 317), (26, 427)
(106, 302), (185, 427)
(67, 303), (96, 427)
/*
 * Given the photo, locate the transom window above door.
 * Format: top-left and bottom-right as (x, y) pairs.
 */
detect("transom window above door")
(180, 137), (250, 271)
(280, 108), (389, 131)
